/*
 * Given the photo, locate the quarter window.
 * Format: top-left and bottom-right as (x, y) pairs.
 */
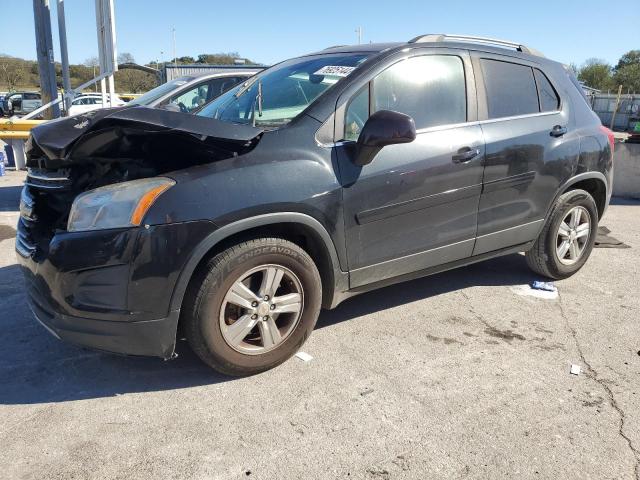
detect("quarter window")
(534, 69), (560, 112)
(343, 55), (467, 140)
(481, 59), (539, 119)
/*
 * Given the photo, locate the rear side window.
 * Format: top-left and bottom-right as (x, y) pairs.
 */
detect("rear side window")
(534, 69), (560, 112)
(481, 59), (539, 119)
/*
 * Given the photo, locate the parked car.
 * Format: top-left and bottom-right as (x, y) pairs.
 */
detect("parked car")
(1, 92), (41, 116)
(67, 93), (126, 116)
(128, 71), (260, 113)
(17, 34), (614, 375)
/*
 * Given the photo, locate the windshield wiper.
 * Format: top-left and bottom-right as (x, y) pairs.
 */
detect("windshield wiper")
(252, 80), (263, 127)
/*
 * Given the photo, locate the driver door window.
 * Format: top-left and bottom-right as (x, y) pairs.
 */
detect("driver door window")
(344, 55), (467, 140)
(169, 84), (209, 112)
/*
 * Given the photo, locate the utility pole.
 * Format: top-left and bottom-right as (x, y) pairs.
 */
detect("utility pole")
(33, 0), (60, 119)
(56, 0), (72, 113)
(355, 26), (362, 45)
(610, 84), (623, 130)
(172, 27), (177, 67)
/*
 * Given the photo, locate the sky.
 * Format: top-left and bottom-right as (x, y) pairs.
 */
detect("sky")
(0, 0), (636, 68)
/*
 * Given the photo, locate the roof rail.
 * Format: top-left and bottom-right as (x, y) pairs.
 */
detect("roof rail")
(324, 45), (347, 50)
(408, 34), (544, 57)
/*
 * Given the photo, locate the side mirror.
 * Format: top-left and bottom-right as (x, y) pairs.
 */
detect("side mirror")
(354, 110), (416, 166)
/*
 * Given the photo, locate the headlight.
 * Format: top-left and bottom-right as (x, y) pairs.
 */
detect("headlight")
(67, 177), (175, 232)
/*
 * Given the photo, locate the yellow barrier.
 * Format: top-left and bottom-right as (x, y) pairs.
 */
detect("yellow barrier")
(1, 119), (45, 131)
(0, 131), (30, 140)
(1, 119), (44, 169)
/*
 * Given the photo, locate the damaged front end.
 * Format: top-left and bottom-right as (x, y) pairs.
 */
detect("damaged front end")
(19, 106), (263, 253)
(16, 107), (263, 358)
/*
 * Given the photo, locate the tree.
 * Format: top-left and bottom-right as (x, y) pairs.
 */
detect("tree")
(578, 58), (613, 91)
(610, 50), (640, 93)
(175, 56), (195, 64)
(195, 52), (255, 65)
(0, 57), (26, 91)
(615, 50), (640, 71)
(613, 64), (640, 93)
(118, 52), (136, 65)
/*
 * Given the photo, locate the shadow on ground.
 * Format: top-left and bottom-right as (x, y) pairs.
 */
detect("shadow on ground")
(0, 253), (538, 405)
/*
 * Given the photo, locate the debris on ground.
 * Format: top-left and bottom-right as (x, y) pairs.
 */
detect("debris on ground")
(595, 226), (630, 249)
(531, 281), (557, 293)
(570, 364), (581, 375)
(295, 351), (313, 362)
(510, 284), (559, 300)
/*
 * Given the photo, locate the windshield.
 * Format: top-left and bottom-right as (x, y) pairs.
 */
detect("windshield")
(129, 78), (194, 105)
(197, 53), (370, 128)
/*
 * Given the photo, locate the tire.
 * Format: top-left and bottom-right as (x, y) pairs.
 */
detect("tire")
(525, 189), (598, 279)
(182, 237), (322, 376)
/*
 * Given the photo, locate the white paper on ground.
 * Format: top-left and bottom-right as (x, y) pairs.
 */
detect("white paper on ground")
(570, 364), (581, 375)
(295, 351), (313, 362)
(510, 284), (559, 300)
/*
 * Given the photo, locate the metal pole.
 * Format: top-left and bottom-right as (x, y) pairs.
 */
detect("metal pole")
(33, 0), (61, 119)
(107, 74), (115, 107)
(172, 27), (177, 67)
(610, 85), (623, 130)
(56, 0), (72, 113)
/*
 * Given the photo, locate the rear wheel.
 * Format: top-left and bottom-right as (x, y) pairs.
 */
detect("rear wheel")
(525, 189), (598, 279)
(183, 238), (322, 376)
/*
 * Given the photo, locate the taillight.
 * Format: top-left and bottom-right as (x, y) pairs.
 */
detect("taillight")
(599, 125), (615, 154)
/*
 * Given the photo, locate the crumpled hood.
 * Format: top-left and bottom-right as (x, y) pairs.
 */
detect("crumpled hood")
(27, 105), (264, 163)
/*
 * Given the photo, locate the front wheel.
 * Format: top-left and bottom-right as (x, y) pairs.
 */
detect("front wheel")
(525, 189), (598, 279)
(182, 238), (322, 376)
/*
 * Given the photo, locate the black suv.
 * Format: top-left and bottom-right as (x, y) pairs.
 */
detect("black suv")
(17, 34), (614, 375)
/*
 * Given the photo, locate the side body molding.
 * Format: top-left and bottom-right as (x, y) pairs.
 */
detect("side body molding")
(169, 212), (347, 312)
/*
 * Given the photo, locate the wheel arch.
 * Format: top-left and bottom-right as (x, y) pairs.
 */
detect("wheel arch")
(550, 172), (609, 220)
(169, 213), (348, 315)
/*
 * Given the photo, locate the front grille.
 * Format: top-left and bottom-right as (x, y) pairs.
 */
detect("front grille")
(25, 167), (72, 191)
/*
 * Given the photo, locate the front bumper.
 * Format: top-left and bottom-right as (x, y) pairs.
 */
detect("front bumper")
(16, 218), (216, 358)
(26, 285), (180, 358)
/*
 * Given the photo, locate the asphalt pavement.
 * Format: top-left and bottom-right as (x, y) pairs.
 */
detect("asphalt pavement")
(0, 169), (638, 479)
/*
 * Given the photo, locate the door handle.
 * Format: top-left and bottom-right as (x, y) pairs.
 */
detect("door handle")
(452, 147), (480, 163)
(550, 125), (567, 137)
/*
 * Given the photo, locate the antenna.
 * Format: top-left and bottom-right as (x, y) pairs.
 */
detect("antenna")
(355, 26), (362, 45)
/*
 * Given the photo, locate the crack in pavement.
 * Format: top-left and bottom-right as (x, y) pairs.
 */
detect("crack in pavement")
(459, 288), (639, 480)
(558, 292), (640, 480)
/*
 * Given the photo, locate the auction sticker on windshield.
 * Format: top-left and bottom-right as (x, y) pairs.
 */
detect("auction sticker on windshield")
(314, 66), (356, 77)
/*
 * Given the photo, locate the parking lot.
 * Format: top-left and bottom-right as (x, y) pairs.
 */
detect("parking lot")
(0, 169), (638, 479)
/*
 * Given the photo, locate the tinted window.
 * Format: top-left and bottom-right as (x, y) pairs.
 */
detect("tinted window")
(534, 69), (560, 112)
(207, 77), (246, 99)
(373, 55), (466, 130)
(481, 59), (539, 118)
(24, 93), (40, 100)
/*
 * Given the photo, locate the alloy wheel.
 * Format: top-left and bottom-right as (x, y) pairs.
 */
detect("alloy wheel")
(556, 206), (591, 265)
(219, 264), (304, 355)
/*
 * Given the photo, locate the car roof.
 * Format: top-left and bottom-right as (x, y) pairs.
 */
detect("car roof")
(314, 35), (552, 65)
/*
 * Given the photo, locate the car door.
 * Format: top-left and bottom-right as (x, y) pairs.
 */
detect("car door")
(23, 93), (41, 112)
(471, 53), (573, 255)
(335, 50), (485, 287)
